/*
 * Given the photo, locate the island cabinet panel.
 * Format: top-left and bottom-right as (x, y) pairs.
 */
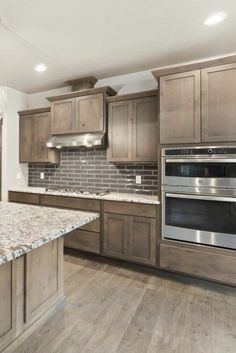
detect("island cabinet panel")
(0, 262), (17, 352)
(75, 93), (104, 133)
(201, 63), (236, 142)
(24, 238), (63, 326)
(132, 97), (157, 162)
(8, 191), (40, 205)
(19, 109), (59, 164)
(160, 244), (236, 286)
(51, 98), (75, 135)
(107, 94), (158, 162)
(159, 70), (201, 144)
(107, 101), (133, 162)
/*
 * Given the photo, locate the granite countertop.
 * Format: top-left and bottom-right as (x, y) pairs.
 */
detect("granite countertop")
(0, 202), (98, 266)
(9, 187), (160, 205)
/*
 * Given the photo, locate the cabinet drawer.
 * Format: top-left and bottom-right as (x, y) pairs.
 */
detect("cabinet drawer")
(64, 229), (100, 254)
(103, 201), (156, 218)
(40, 195), (100, 211)
(79, 217), (100, 232)
(8, 192), (40, 205)
(160, 244), (236, 286)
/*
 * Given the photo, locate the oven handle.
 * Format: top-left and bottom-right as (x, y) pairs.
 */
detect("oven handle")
(166, 193), (236, 203)
(165, 158), (236, 163)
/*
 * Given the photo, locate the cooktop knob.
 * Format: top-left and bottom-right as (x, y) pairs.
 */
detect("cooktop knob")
(208, 148), (214, 154)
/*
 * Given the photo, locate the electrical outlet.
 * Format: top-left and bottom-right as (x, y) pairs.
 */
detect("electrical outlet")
(40, 172), (45, 180)
(136, 175), (142, 184)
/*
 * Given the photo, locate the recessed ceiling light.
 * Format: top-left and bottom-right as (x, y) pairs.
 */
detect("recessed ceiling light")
(203, 12), (227, 26)
(35, 63), (47, 72)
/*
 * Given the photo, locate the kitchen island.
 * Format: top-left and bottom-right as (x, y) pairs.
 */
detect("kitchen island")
(0, 202), (98, 353)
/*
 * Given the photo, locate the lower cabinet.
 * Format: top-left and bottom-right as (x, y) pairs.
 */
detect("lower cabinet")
(103, 212), (157, 266)
(64, 229), (100, 254)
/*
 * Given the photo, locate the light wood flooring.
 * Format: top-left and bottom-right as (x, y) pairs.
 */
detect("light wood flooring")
(14, 251), (236, 353)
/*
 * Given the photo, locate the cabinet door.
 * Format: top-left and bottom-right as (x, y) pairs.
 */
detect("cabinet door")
(75, 94), (104, 133)
(35, 112), (51, 162)
(128, 216), (156, 266)
(132, 97), (157, 161)
(107, 101), (133, 161)
(51, 98), (75, 134)
(19, 115), (35, 162)
(0, 261), (17, 352)
(160, 71), (201, 144)
(103, 213), (129, 259)
(202, 63), (236, 142)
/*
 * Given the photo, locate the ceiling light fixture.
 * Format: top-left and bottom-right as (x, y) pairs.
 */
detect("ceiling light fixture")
(203, 12), (227, 26)
(35, 63), (47, 72)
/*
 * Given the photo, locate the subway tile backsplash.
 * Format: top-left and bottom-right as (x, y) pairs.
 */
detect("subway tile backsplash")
(28, 148), (158, 195)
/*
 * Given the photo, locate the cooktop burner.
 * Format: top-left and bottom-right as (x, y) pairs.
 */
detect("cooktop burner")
(45, 187), (110, 196)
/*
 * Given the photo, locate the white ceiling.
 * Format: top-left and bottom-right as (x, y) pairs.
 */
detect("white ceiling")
(0, 0), (235, 93)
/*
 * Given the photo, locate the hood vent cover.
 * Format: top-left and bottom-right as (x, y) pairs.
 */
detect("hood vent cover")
(46, 133), (106, 149)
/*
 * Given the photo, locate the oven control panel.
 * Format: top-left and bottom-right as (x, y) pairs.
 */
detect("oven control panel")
(164, 147), (236, 156)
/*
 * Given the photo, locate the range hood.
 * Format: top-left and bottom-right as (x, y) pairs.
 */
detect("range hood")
(46, 133), (106, 149)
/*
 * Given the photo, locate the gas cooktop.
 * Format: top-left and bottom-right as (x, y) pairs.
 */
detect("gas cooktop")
(45, 187), (110, 196)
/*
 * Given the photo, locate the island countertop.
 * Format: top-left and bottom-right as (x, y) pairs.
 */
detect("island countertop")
(0, 202), (98, 266)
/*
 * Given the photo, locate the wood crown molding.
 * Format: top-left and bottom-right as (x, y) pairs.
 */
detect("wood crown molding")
(106, 89), (157, 103)
(18, 107), (50, 116)
(151, 53), (236, 78)
(47, 86), (117, 102)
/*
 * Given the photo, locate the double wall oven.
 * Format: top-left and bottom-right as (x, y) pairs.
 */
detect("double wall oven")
(162, 146), (236, 250)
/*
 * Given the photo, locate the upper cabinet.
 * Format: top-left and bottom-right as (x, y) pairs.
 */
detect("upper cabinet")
(152, 55), (236, 144)
(19, 108), (59, 164)
(107, 91), (158, 162)
(48, 87), (116, 135)
(159, 71), (201, 144)
(201, 63), (236, 142)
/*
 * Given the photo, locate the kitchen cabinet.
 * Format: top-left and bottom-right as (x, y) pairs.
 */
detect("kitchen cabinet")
(47, 86), (116, 135)
(159, 71), (201, 144)
(107, 90), (157, 162)
(201, 63), (236, 142)
(153, 56), (236, 144)
(19, 108), (59, 164)
(103, 201), (157, 266)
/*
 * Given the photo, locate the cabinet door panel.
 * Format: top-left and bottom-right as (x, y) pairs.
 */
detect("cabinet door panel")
(160, 71), (201, 144)
(103, 213), (129, 259)
(0, 261), (17, 352)
(128, 217), (156, 265)
(20, 115), (35, 162)
(133, 97), (157, 161)
(202, 63), (236, 142)
(75, 94), (104, 133)
(51, 98), (75, 134)
(107, 101), (132, 161)
(35, 112), (51, 162)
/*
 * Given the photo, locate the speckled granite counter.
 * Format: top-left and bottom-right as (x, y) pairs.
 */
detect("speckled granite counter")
(9, 187), (160, 205)
(0, 202), (98, 266)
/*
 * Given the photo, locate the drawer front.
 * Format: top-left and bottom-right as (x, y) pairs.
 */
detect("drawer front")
(160, 244), (236, 286)
(79, 217), (100, 232)
(40, 195), (100, 211)
(64, 229), (100, 254)
(8, 192), (40, 205)
(103, 201), (156, 218)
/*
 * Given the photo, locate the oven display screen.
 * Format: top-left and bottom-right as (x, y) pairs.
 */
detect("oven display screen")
(166, 197), (236, 235)
(166, 163), (236, 178)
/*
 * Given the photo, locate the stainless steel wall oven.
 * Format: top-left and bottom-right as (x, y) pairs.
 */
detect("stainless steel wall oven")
(162, 146), (236, 250)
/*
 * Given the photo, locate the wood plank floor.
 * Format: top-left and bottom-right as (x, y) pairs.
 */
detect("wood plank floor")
(14, 251), (236, 353)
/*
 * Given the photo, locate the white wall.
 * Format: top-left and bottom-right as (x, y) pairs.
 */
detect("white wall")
(27, 70), (157, 108)
(1, 87), (28, 201)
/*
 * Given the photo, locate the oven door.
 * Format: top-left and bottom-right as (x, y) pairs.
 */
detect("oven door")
(162, 157), (236, 188)
(162, 190), (236, 249)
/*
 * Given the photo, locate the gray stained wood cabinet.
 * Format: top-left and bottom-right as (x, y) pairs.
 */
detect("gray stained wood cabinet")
(51, 98), (75, 135)
(107, 92), (157, 162)
(158, 62), (236, 144)
(19, 108), (59, 164)
(103, 201), (157, 266)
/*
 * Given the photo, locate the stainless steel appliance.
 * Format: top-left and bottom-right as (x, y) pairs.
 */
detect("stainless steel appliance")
(161, 146), (236, 250)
